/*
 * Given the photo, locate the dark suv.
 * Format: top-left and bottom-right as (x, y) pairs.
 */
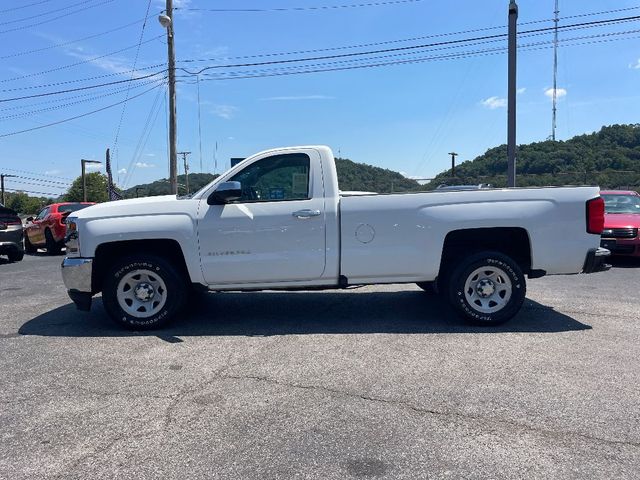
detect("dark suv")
(0, 203), (24, 262)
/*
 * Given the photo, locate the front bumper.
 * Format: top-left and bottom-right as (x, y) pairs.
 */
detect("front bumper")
(600, 237), (640, 257)
(582, 247), (611, 274)
(61, 257), (93, 311)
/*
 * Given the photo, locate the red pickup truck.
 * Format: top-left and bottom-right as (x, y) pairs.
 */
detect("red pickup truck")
(24, 202), (94, 255)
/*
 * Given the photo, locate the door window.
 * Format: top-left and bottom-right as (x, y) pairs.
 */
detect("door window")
(35, 207), (50, 220)
(229, 153), (310, 203)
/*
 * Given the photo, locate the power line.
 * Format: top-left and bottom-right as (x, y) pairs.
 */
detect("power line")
(11, 176), (71, 186)
(1, 168), (73, 181)
(1, 0), (101, 25)
(177, 6), (640, 65)
(0, 78), (166, 121)
(0, 78), (163, 111)
(5, 188), (60, 197)
(0, 15), (156, 60)
(0, 35), (164, 83)
(177, 15), (640, 75)
(0, 0), (115, 34)
(181, 0), (425, 13)
(182, 29), (640, 83)
(112, 0), (154, 176)
(0, 0), (55, 14)
(0, 82), (165, 138)
(0, 69), (167, 102)
(185, 26), (640, 80)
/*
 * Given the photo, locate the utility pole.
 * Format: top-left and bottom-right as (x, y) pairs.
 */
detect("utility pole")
(551, 0), (559, 141)
(178, 151), (191, 194)
(448, 152), (458, 178)
(159, 0), (178, 195)
(81, 159), (101, 202)
(1, 174), (17, 205)
(507, 0), (518, 188)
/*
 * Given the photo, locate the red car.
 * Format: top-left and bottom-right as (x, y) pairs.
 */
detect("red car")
(600, 190), (640, 257)
(24, 202), (95, 255)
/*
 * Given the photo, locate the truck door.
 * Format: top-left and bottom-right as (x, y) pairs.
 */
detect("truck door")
(197, 150), (326, 285)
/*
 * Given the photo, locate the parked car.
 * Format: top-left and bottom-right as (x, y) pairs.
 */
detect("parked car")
(24, 202), (95, 255)
(600, 190), (640, 257)
(0, 203), (24, 262)
(61, 146), (608, 330)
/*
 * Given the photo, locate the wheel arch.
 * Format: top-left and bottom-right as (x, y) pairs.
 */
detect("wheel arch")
(92, 239), (191, 294)
(439, 227), (533, 278)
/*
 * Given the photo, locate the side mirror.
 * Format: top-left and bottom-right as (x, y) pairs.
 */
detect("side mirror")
(207, 181), (242, 205)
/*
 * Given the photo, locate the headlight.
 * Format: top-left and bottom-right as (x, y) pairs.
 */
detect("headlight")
(65, 220), (80, 256)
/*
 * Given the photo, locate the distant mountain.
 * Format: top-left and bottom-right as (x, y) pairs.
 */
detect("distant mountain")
(428, 124), (640, 190)
(125, 158), (420, 197)
(123, 173), (218, 198)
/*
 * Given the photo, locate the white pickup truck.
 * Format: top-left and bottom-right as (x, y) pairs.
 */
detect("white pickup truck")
(61, 146), (610, 329)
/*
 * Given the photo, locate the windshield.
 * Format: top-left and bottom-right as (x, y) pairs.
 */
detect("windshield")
(602, 194), (640, 214)
(58, 204), (91, 214)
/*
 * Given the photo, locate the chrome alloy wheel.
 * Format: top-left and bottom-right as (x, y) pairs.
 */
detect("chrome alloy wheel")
(463, 266), (513, 314)
(116, 269), (168, 318)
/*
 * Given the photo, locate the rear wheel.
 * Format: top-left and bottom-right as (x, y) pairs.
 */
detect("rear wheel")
(7, 251), (24, 262)
(447, 251), (526, 326)
(45, 229), (62, 255)
(102, 254), (187, 330)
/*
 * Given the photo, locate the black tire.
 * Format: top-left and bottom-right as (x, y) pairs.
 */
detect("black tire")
(102, 254), (187, 330)
(8, 251), (24, 262)
(447, 251), (526, 326)
(44, 229), (62, 255)
(24, 235), (37, 254)
(416, 281), (438, 295)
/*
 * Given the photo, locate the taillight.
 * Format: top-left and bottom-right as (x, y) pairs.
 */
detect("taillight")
(0, 217), (20, 225)
(586, 197), (605, 234)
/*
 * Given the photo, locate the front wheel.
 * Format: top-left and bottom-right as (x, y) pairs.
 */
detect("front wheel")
(447, 251), (526, 326)
(102, 255), (187, 330)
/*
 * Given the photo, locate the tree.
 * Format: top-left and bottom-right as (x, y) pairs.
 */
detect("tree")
(5, 192), (48, 215)
(64, 172), (109, 203)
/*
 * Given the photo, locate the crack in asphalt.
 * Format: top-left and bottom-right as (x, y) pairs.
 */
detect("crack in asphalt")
(215, 373), (640, 450)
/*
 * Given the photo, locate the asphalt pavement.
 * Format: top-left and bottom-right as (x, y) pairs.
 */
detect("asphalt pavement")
(0, 253), (639, 479)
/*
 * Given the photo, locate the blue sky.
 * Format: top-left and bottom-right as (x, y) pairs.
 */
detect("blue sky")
(1, 0), (639, 196)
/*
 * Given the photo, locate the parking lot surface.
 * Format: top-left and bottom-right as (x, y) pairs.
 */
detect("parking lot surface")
(1, 253), (639, 479)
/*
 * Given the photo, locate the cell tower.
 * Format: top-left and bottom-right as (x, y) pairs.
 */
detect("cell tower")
(551, 0), (559, 141)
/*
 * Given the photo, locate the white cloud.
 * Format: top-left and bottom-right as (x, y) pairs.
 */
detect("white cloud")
(544, 88), (567, 100)
(117, 168), (127, 175)
(481, 96), (507, 109)
(135, 162), (156, 168)
(261, 95), (335, 101)
(211, 105), (238, 120)
(517, 87), (526, 94)
(85, 163), (102, 171)
(45, 169), (61, 175)
(630, 59), (640, 69)
(143, 153), (156, 157)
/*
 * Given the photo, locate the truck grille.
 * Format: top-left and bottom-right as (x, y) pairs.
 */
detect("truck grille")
(601, 228), (638, 239)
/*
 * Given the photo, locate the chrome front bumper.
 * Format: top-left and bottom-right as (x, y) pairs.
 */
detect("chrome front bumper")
(61, 257), (93, 293)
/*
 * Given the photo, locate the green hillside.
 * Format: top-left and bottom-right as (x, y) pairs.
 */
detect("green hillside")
(123, 173), (219, 198)
(335, 158), (419, 193)
(126, 158), (420, 197)
(429, 124), (640, 190)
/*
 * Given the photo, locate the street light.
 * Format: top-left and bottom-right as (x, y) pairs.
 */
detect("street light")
(159, 1), (178, 196)
(81, 159), (101, 202)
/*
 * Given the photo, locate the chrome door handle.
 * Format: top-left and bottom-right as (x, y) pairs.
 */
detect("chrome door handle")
(292, 209), (321, 219)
